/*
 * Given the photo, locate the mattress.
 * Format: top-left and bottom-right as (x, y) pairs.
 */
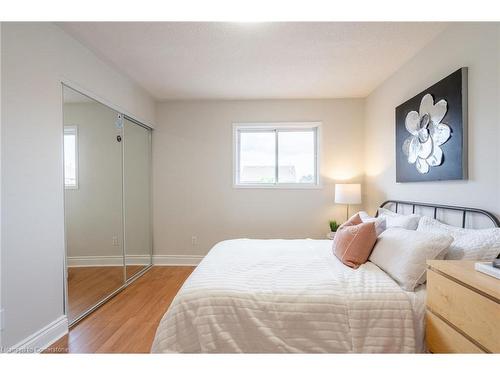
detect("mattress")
(151, 239), (424, 353)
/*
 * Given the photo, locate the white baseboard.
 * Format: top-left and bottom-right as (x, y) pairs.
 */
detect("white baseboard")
(67, 254), (204, 267)
(153, 254), (203, 266)
(8, 315), (68, 353)
(67, 255), (151, 267)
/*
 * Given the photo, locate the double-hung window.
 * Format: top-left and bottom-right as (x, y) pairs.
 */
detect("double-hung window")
(233, 122), (320, 187)
(64, 125), (79, 189)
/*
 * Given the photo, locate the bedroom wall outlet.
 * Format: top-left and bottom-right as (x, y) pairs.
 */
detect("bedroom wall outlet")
(112, 236), (119, 246)
(191, 236), (198, 246)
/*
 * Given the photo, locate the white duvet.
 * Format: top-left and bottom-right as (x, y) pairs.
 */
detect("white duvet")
(151, 239), (422, 353)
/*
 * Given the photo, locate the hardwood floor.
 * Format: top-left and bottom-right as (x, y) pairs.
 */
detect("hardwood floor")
(46, 266), (194, 353)
(68, 266), (132, 322)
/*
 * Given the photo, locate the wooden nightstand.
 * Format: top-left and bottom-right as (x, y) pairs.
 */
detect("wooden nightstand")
(426, 260), (500, 353)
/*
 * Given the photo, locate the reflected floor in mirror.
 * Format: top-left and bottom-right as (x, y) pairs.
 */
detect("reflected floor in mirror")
(67, 266), (145, 322)
(48, 266), (194, 353)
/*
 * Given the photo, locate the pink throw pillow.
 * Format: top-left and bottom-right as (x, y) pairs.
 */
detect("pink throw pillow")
(332, 213), (378, 269)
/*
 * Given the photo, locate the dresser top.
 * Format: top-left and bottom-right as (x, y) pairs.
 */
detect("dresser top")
(427, 260), (500, 301)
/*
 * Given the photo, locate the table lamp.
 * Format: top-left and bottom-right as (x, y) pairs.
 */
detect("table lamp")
(335, 183), (361, 221)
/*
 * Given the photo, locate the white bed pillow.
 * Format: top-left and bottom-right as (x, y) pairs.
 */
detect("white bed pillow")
(417, 216), (500, 260)
(377, 207), (421, 230)
(369, 227), (453, 291)
(358, 211), (387, 236)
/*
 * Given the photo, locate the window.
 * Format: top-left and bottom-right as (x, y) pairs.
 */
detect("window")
(64, 125), (79, 189)
(234, 122), (320, 187)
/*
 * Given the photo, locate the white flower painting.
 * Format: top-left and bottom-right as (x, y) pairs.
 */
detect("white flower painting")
(402, 93), (451, 174)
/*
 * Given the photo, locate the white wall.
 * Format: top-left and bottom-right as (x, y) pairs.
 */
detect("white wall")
(153, 99), (365, 257)
(364, 23), (500, 216)
(1, 22), (155, 349)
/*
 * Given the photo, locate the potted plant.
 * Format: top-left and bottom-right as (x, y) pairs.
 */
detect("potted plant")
(328, 220), (340, 240)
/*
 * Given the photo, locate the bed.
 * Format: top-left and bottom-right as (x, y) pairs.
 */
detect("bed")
(151, 200), (499, 353)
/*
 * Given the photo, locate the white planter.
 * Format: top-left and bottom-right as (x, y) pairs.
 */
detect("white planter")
(326, 232), (336, 240)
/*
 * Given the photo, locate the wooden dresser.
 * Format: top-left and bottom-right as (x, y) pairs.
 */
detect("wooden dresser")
(426, 260), (500, 353)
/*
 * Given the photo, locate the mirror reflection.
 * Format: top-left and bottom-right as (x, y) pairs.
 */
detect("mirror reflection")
(63, 85), (152, 324)
(124, 118), (152, 280)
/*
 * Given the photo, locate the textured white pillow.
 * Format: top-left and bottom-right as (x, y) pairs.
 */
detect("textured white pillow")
(369, 227), (453, 291)
(377, 207), (421, 230)
(358, 211), (387, 236)
(417, 216), (500, 260)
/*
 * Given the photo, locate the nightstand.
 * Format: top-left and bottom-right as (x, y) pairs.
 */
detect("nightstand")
(426, 260), (500, 353)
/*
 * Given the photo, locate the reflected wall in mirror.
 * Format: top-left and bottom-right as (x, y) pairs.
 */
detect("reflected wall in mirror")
(63, 85), (125, 324)
(123, 118), (152, 280)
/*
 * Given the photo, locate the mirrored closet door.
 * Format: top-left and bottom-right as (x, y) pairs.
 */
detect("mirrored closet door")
(63, 85), (152, 325)
(123, 118), (152, 280)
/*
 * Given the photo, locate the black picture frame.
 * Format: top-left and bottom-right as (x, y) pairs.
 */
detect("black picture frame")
(395, 67), (468, 182)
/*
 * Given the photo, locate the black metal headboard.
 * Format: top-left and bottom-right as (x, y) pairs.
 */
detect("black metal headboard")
(379, 200), (500, 229)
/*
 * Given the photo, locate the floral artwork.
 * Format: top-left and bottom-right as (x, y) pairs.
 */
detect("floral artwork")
(395, 68), (467, 182)
(402, 94), (451, 174)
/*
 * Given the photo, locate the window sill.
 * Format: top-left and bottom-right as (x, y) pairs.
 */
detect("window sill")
(233, 183), (323, 190)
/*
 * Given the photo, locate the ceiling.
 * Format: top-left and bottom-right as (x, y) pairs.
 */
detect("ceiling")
(60, 22), (447, 100)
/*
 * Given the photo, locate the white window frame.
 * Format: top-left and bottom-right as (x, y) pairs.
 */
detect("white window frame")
(233, 122), (321, 189)
(64, 125), (79, 190)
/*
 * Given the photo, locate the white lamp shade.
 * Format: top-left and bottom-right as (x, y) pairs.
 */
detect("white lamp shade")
(335, 184), (361, 204)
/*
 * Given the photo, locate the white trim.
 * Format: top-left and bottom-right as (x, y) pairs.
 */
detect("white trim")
(233, 183), (323, 189)
(153, 254), (204, 266)
(67, 254), (202, 267)
(233, 122), (322, 188)
(233, 121), (322, 130)
(67, 254), (151, 267)
(63, 125), (79, 190)
(7, 316), (68, 353)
